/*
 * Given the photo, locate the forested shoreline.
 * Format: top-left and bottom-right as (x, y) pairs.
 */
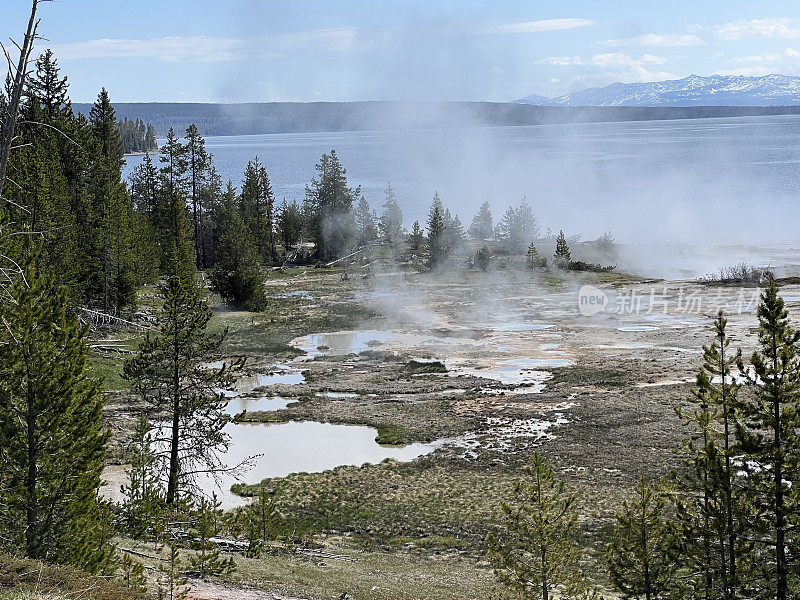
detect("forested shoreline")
(72, 101), (800, 137)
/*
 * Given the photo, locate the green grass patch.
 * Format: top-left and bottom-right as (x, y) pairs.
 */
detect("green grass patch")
(550, 365), (630, 387)
(375, 424), (409, 445)
(404, 359), (447, 373)
(87, 355), (128, 391)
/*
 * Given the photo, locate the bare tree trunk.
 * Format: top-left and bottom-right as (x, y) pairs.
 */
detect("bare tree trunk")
(0, 0), (41, 193)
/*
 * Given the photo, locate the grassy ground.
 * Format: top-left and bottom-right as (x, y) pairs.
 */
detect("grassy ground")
(0, 554), (139, 600)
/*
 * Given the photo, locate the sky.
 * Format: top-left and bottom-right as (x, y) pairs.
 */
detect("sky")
(6, 0), (800, 103)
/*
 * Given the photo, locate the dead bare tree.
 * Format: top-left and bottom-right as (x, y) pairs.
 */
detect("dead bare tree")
(0, 0), (49, 292)
(0, 0), (46, 192)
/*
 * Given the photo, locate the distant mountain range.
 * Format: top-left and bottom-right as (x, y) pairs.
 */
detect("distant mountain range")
(515, 74), (800, 107)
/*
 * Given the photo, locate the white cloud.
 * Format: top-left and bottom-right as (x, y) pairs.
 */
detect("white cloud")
(715, 47), (800, 76)
(599, 32), (706, 47)
(534, 55), (583, 66)
(715, 18), (800, 40)
(536, 52), (666, 68)
(488, 18), (595, 34)
(49, 28), (379, 63)
(589, 52), (666, 67)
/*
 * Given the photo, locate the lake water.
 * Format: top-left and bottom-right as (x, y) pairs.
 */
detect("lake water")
(123, 115), (800, 253)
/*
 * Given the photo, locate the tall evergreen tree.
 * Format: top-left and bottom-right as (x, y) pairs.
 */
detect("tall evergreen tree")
(554, 230), (571, 267)
(487, 453), (593, 600)
(443, 209), (466, 250)
(379, 182), (403, 243)
(159, 127), (187, 200)
(497, 198), (539, 253)
(185, 124), (210, 267)
(160, 189), (197, 289)
(88, 88), (137, 312)
(304, 149), (358, 261)
(89, 88), (124, 170)
(674, 311), (747, 600)
(607, 478), (679, 600)
(240, 157), (278, 262)
(129, 151), (160, 220)
(277, 198), (304, 260)
(28, 49), (69, 120)
(469, 201), (494, 241)
(736, 281), (800, 600)
(408, 220), (425, 255)
(0, 259), (112, 571)
(121, 414), (164, 538)
(526, 243), (546, 269)
(210, 185), (267, 311)
(354, 195), (378, 246)
(123, 277), (238, 506)
(426, 192), (447, 268)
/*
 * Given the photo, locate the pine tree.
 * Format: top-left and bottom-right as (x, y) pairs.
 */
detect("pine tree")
(487, 453), (593, 600)
(229, 489), (285, 558)
(277, 198), (304, 260)
(89, 88), (124, 169)
(121, 414), (164, 538)
(498, 198), (539, 253)
(240, 157), (278, 262)
(89, 87), (137, 312)
(554, 230), (571, 268)
(474, 245), (491, 271)
(118, 552), (148, 594)
(0, 259), (113, 571)
(674, 311), (747, 600)
(189, 494), (236, 577)
(123, 277), (239, 506)
(145, 123), (158, 151)
(526, 243), (546, 269)
(354, 195), (377, 246)
(379, 182), (403, 243)
(160, 189), (197, 289)
(736, 280), (800, 600)
(159, 127), (187, 199)
(304, 149), (358, 260)
(443, 209), (466, 250)
(468, 201), (494, 241)
(408, 220), (425, 255)
(160, 543), (190, 600)
(607, 478), (678, 600)
(29, 49), (69, 120)
(426, 192), (447, 268)
(185, 124), (210, 267)
(210, 186), (267, 311)
(130, 151), (160, 220)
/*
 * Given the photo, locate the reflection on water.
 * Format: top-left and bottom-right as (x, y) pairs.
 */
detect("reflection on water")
(197, 421), (440, 509)
(491, 323), (553, 332)
(293, 330), (400, 356)
(224, 395), (295, 416)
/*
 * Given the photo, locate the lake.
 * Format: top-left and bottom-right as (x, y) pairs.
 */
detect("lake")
(123, 115), (800, 265)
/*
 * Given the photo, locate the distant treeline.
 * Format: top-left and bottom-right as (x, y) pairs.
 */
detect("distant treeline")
(71, 101), (800, 137)
(118, 117), (157, 153)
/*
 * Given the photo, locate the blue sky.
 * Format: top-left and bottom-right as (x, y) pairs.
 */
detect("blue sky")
(6, 0), (800, 102)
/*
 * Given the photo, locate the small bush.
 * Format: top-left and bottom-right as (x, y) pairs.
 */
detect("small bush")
(405, 359), (447, 373)
(567, 260), (615, 273)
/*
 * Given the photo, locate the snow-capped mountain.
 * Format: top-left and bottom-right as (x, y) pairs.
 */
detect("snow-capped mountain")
(515, 74), (800, 107)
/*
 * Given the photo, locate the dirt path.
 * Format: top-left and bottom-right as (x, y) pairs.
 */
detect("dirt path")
(187, 579), (313, 600)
